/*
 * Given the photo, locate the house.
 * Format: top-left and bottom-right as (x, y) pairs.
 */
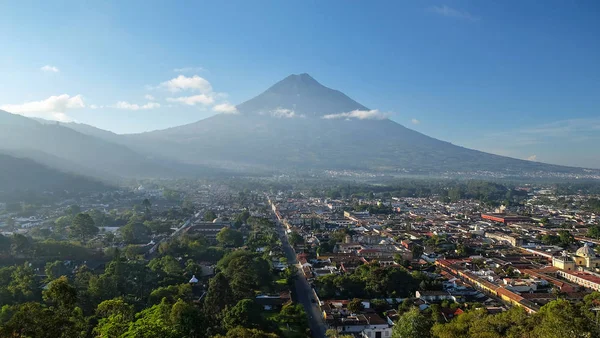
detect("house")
(415, 291), (458, 302)
(255, 292), (291, 311)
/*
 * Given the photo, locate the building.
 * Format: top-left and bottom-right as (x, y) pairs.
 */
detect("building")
(187, 221), (231, 241)
(557, 270), (600, 292)
(552, 244), (600, 271)
(481, 213), (531, 225)
(485, 232), (524, 247)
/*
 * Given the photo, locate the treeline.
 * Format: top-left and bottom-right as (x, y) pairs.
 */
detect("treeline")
(0, 217), (308, 337)
(321, 180), (528, 205)
(392, 293), (600, 338)
(316, 263), (435, 299)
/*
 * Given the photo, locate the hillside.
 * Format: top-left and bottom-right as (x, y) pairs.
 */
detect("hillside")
(121, 74), (596, 177)
(3, 74), (599, 179)
(0, 153), (108, 198)
(0, 110), (203, 179)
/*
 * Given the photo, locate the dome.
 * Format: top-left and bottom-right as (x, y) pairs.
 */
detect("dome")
(576, 243), (595, 257)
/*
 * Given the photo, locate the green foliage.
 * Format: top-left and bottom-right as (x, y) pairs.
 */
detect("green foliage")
(148, 284), (193, 305)
(8, 263), (38, 304)
(203, 272), (235, 323)
(316, 263), (419, 299)
(222, 299), (266, 331)
(541, 231), (574, 247)
(222, 252), (272, 300)
(587, 225), (600, 239)
(120, 221), (151, 244)
(347, 298), (364, 313)
(213, 326), (279, 338)
(392, 307), (432, 338)
(0, 302), (86, 338)
(144, 220), (172, 234)
(288, 231), (304, 247)
(204, 210), (217, 222)
(94, 299), (135, 338)
(234, 210), (251, 227)
(69, 213), (99, 243)
(276, 303), (308, 332)
(42, 276), (78, 313)
(45, 260), (70, 281)
(216, 227), (244, 247)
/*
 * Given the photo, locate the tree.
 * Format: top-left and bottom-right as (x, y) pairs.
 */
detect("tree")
(530, 299), (593, 338)
(288, 231), (304, 247)
(69, 213), (98, 243)
(588, 225), (600, 239)
(148, 255), (184, 282)
(222, 299), (266, 331)
(412, 245), (424, 259)
(347, 298), (364, 314)
(326, 329), (354, 338)
(45, 260), (69, 281)
(145, 220), (172, 234)
(277, 304), (308, 331)
(0, 235), (11, 254)
(557, 230), (575, 247)
(204, 210), (217, 222)
(170, 298), (205, 338)
(223, 254), (272, 300)
(234, 210), (251, 227)
(392, 307), (432, 338)
(67, 204), (81, 216)
(213, 327), (279, 338)
(94, 298), (135, 338)
(203, 272), (235, 322)
(120, 221), (151, 244)
(42, 276), (78, 313)
(88, 209), (108, 227)
(8, 262), (37, 303)
(216, 228), (244, 248)
(142, 198), (152, 214)
(120, 299), (178, 338)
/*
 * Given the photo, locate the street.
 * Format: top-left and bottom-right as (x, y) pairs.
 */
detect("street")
(276, 219), (327, 338)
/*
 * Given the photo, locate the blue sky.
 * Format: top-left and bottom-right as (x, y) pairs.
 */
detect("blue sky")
(0, 1), (599, 168)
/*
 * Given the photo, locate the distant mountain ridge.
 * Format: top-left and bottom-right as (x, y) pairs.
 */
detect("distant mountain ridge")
(0, 152), (107, 199)
(2, 74), (599, 180)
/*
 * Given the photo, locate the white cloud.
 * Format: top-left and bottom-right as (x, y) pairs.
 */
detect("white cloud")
(213, 102), (238, 114)
(113, 101), (161, 110)
(41, 65), (60, 73)
(144, 94), (156, 101)
(526, 155), (537, 161)
(322, 109), (389, 120)
(429, 5), (480, 21)
(89, 104), (103, 109)
(0, 94), (84, 121)
(267, 108), (304, 118)
(160, 75), (212, 93)
(167, 94), (214, 106)
(411, 118), (420, 125)
(173, 66), (205, 73)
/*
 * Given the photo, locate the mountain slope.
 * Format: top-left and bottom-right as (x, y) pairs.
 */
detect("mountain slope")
(121, 74), (595, 177)
(0, 110), (195, 179)
(17, 74), (598, 178)
(236, 73), (368, 117)
(0, 153), (108, 198)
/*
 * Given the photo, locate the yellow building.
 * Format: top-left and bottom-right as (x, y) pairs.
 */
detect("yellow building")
(552, 243), (600, 271)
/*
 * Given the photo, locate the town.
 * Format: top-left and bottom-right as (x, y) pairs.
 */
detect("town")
(1, 178), (600, 337)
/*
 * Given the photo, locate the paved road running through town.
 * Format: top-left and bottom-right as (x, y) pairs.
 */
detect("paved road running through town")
(275, 219), (327, 338)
